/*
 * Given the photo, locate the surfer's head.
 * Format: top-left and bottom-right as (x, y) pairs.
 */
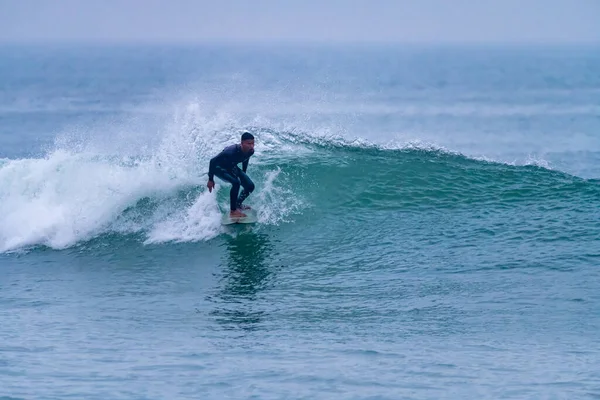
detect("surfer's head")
(240, 131), (255, 153)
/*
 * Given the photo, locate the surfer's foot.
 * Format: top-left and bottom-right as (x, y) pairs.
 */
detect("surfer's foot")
(230, 210), (247, 218)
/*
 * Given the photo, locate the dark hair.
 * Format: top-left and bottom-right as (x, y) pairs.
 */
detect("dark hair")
(241, 131), (254, 141)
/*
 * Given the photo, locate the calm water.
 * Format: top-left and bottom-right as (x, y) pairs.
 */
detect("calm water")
(1, 43), (600, 399)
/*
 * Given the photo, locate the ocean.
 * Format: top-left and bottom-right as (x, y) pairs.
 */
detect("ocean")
(1, 43), (599, 399)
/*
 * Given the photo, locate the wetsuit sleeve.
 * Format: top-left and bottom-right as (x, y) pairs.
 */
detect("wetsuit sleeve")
(242, 159), (249, 173)
(208, 151), (227, 181)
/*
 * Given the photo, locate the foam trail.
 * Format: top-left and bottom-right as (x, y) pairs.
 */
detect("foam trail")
(144, 190), (222, 244)
(254, 167), (304, 225)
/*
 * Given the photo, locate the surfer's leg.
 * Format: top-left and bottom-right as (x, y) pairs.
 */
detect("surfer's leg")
(214, 168), (241, 211)
(236, 169), (255, 209)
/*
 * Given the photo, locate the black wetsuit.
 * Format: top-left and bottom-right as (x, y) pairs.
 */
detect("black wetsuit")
(208, 144), (255, 211)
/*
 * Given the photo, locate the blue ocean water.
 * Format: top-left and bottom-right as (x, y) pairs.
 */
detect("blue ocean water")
(1, 43), (600, 399)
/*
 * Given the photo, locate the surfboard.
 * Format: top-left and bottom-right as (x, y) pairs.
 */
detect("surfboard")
(221, 209), (258, 225)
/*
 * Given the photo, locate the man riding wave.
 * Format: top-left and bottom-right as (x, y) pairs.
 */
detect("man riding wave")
(207, 131), (255, 218)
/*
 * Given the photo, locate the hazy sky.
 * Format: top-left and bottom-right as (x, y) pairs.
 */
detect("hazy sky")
(1, 0), (599, 44)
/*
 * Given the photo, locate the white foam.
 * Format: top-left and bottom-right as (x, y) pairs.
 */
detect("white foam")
(0, 149), (191, 252)
(144, 190), (222, 245)
(254, 167), (304, 225)
(0, 100), (312, 252)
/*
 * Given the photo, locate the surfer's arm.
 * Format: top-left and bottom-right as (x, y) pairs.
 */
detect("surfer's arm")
(208, 152), (227, 181)
(242, 159), (249, 173)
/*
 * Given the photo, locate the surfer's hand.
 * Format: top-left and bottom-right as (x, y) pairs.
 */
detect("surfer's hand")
(207, 180), (215, 193)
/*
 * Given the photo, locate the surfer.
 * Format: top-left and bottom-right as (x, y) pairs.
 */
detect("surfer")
(207, 131), (255, 218)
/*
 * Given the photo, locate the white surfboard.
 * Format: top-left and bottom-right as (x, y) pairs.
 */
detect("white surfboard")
(221, 209), (258, 225)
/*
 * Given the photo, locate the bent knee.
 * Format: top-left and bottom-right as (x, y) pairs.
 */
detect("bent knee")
(246, 182), (255, 193)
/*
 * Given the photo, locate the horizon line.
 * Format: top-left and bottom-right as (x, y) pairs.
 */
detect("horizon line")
(1, 38), (600, 46)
